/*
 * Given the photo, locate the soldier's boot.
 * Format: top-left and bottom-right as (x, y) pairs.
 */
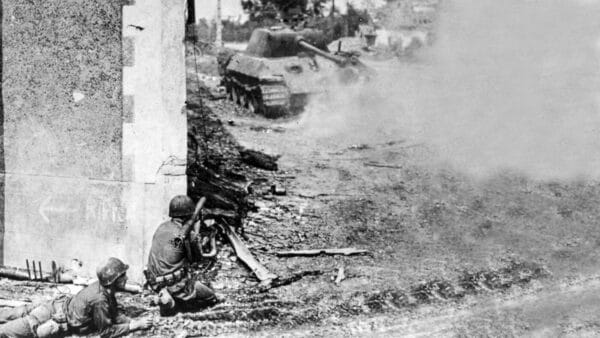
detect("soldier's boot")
(158, 289), (177, 317)
(193, 281), (219, 307)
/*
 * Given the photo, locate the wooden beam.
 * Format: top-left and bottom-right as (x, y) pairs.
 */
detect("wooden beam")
(224, 225), (277, 282)
(275, 248), (369, 257)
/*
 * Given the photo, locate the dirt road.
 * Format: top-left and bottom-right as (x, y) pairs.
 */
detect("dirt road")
(377, 276), (600, 337)
(158, 41), (600, 335)
(193, 85), (600, 336)
(240, 274), (600, 337)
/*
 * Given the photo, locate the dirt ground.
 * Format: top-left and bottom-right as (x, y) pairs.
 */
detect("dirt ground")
(155, 42), (599, 336)
(191, 90), (600, 337)
(183, 46), (600, 336)
(2, 46), (600, 338)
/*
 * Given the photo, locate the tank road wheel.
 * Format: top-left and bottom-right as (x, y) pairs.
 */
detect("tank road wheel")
(228, 85), (234, 101)
(225, 82), (232, 99)
(248, 95), (264, 115)
(231, 86), (240, 104)
(239, 91), (249, 108)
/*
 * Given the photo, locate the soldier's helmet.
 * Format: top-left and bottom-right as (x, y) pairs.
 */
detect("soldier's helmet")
(169, 195), (195, 218)
(96, 257), (129, 287)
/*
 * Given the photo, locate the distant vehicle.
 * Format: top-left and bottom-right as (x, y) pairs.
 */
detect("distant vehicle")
(218, 26), (374, 117)
(357, 24), (378, 48)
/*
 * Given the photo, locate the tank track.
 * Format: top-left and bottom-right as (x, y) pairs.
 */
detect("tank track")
(225, 76), (303, 118)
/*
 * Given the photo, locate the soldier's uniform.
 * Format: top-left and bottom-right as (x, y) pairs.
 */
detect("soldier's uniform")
(147, 217), (217, 316)
(65, 281), (132, 337)
(0, 277), (133, 338)
(0, 296), (68, 338)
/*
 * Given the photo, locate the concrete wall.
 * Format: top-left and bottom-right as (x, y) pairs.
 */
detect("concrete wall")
(122, 0), (187, 183)
(121, 0), (188, 279)
(1, 0), (187, 281)
(3, 1), (123, 179)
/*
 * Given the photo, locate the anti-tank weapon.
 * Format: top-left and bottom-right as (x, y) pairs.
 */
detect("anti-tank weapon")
(182, 197), (212, 261)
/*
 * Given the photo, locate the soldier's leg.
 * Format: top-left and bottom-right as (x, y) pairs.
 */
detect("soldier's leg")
(192, 281), (217, 306)
(157, 289), (177, 317)
(174, 279), (217, 312)
(0, 317), (35, 338)
(27, 302), (53, 322)
(0, 302), (55, 338)
(26, 302), (54, 333)
(0, 304), (34, 324)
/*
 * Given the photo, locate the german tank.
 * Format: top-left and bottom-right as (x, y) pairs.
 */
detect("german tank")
(219, 26), (373, 117)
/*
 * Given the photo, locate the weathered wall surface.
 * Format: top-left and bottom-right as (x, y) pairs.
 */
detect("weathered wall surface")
(1, 0), (188, 281)
(1, 0), (126, 275)
(122, 0), (187, 183)
(122, 0), (188, 277)
(3, 0), (123, 179)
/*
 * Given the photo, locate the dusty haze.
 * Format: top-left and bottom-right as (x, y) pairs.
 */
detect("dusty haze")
(302, 0), (600, 180)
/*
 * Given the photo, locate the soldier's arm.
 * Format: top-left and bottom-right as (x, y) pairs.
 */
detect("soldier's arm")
(92, 302), (131, 338)
(115, 313), (131, 324)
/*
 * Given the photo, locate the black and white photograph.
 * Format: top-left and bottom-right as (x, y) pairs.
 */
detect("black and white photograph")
(1, 0), (600, 336)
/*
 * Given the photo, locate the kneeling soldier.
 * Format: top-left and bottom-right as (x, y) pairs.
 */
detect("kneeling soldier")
(146, 195), (218, 316)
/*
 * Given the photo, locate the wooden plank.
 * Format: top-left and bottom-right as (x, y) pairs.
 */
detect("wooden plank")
(239, 148), (279, 171)
(363, 161), (403, 169)
(257, 270), (324, 293)
(275, 248), (369, 257)
(0, 266), (51, 281)
(225, 225), (277, 282)
(334, 267), (346, 285)
(0, 299), (29, 307)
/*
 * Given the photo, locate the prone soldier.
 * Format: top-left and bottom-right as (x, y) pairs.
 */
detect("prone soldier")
(0, 257), (152, 338)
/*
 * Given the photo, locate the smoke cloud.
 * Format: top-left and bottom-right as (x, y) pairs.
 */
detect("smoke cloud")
(301, 0), (600, 180)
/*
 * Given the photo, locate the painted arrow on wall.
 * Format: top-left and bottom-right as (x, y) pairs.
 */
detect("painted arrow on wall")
(38, 195), (79, 224)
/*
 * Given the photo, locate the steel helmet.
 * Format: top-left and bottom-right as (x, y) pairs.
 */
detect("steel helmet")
(169, 195), (195, 218)
(96, 257), (129, 287)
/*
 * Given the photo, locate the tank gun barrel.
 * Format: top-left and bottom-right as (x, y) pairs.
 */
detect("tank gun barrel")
(296, 37), (348, 66)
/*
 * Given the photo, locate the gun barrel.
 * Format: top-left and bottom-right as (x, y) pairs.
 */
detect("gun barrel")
(296, 38), (347, 65)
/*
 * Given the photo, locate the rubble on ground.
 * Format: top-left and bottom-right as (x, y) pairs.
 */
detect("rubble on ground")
(0, 39), (575, 337)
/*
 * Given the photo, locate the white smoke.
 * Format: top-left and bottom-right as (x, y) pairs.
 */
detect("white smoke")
(301, 0), (600, 180)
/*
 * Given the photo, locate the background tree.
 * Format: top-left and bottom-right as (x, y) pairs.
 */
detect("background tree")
(241, 0), (280, 23)
(242, 0), (324, 22)
(239, 0), (373, 42)
(345, 3), (371, 35)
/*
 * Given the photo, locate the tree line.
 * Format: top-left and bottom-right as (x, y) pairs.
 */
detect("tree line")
(195, 0), (373, 43)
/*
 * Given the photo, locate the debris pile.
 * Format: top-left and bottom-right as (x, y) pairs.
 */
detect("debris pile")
(186, 77), (281, 228)
(239, 148), (279, 171)
(0, 259), (142, 294)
